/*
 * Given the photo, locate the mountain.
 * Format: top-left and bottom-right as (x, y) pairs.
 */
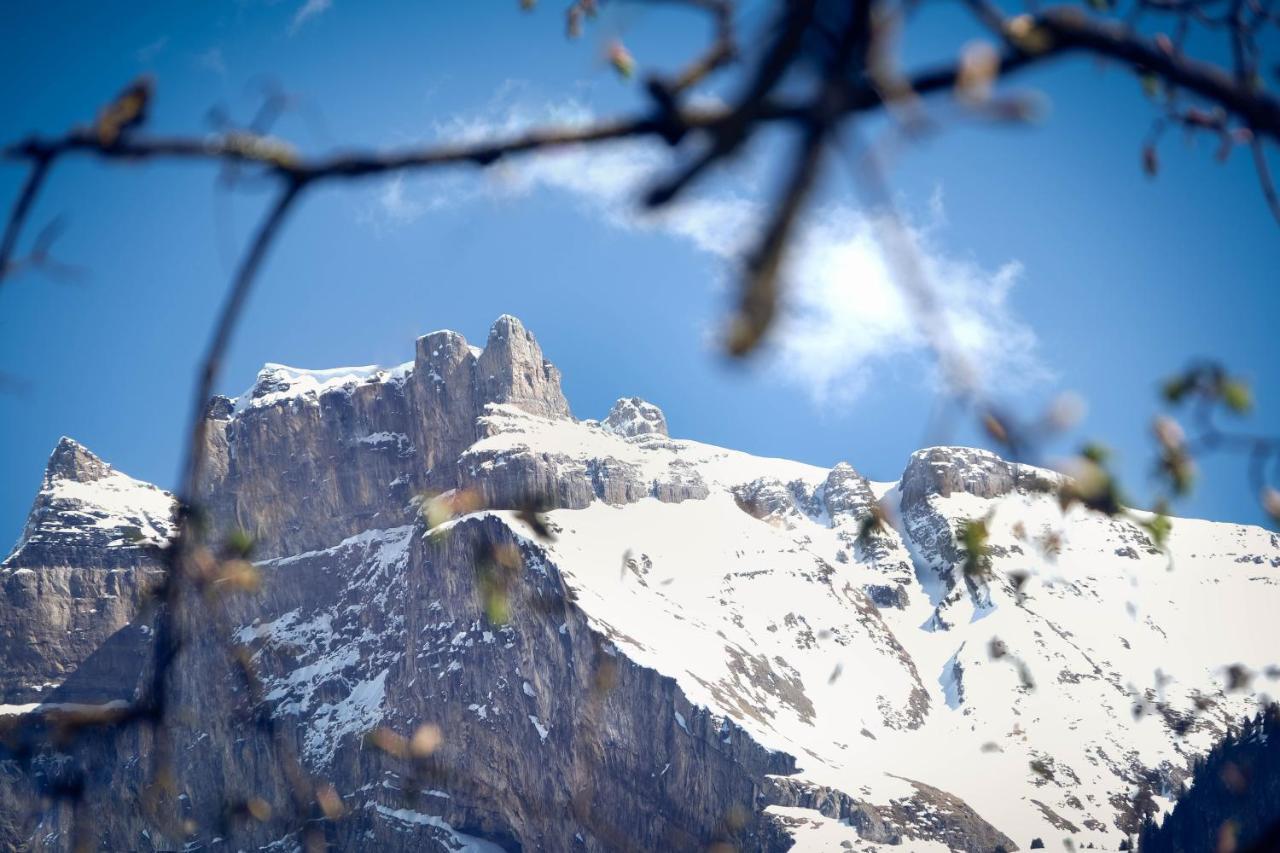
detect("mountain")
(0, 437), (171, 708)
(1, 315), (1277, 852)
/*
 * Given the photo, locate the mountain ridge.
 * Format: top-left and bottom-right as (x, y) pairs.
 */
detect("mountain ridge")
(2, 315), (1277, 852)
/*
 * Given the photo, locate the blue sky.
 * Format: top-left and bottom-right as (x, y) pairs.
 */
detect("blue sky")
(1, 1), (1277, 548)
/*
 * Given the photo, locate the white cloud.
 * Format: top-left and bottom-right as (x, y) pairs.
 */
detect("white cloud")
(289, 0), (332, 35)
(376, 176), (426, 224)
(775, 210), (1042, 402)
(357, 174), (457, 234)
(361, 95), (1045, 404)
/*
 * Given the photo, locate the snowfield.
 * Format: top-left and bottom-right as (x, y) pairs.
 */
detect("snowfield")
(466, 404), (1280, 850)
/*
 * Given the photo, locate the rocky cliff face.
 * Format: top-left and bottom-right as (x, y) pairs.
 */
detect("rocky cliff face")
(199, 315), (570, 561)
(0, 438), (170, 706)
(2, 316), (1278, 853)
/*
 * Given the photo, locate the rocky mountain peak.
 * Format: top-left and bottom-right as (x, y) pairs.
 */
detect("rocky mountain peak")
(222, 316), (567, 423)
(474, 314), (570, 419)
(898, 445), (1055, 511)
(44, 436), (112, 484)
(235, 362), (410, 414)
(601, 397), (668, 438)
(194, 316), (572, 559)
(8, 438), (176, 567)
(415, 328), (472, 362)
(0, 438), (167, 707)
(821, 461), (875, 522)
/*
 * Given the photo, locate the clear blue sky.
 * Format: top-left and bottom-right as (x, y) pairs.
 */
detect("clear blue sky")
(1, 1), (1277, 548)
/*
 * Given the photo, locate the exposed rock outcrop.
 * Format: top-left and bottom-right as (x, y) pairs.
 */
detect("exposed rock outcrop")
(899, 446), (1057, 512)
(733, 478), (821, 528)
(7, 438), (174, 568)
(764, 777), (899, 844)
(897, 446), (1056, 605)
(601, 397), (668, 438)
(821, 463), (915, 608)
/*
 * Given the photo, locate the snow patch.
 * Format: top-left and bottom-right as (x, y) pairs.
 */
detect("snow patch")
(235, 361), (412, 413)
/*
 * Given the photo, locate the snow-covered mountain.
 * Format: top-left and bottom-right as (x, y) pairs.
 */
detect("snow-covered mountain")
(2, 315), (1277, 852)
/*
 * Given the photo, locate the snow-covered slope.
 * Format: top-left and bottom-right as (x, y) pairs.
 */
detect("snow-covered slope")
(5, 436), (174, 563)
(451, 397), (1280, 850)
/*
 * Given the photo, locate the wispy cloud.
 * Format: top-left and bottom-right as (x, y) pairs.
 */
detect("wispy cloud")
(289, 0), (332, 35)
(356, 173), (464, 235)
(378, 176), (425, 224)
(361, 175), (428, 229)
(195, 47), (226, 76)
(359, 94), (1045, 404)
(136, 36), (169, 64)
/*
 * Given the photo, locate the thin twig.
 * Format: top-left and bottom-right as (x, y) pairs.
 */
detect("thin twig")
(180, 179), (305, 497)
(0, 154), (52, 281)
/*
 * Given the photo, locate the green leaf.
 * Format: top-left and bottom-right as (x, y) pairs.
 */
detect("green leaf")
(224, 528), (256, 559)
(1139, 511), (1173, 551)
(1081, 442), (1110, 465)
(959, 517), (992, 581)
(485, 589), (511, 625)
(1220, 378), (1253, 414)
(1161, 374), (1192, 403)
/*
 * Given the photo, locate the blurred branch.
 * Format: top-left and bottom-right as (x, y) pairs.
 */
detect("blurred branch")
(651, 0), (738, 94)
(1249, 138), (1280, 223)
(964, 2), (1280, 137)
(0, 154), (52, 281)
(136, 179), (308, 813)
(181, 180), (303, 496)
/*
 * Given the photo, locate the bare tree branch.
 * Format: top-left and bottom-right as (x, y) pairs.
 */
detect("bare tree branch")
(181, 179), (305, 498)
(0, 155), (52, 282)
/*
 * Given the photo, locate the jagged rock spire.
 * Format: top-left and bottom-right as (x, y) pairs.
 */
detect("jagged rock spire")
(822, 462), (876, 522)
(475, 315), (570, 419)
(44, 436), (112, 484)
(6, 437), (175, 571)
